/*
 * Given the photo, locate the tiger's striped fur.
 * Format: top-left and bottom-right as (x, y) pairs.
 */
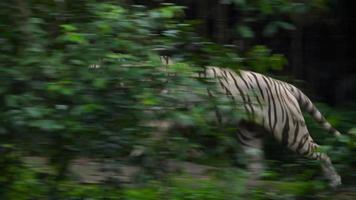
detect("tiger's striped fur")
(160, 56), (342, 188)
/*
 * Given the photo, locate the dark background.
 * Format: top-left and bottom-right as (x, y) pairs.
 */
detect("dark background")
(134, 0), (356, 105)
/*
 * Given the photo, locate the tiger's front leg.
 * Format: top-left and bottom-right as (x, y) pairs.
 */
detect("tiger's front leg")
(237, 122), (266, 187)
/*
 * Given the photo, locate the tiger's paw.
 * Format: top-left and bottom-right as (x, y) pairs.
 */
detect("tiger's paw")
(329, 175), (342, 189)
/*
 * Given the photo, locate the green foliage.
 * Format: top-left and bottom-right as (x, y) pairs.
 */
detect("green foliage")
(245, 45), (287, 72)
(224, 0), (303, 39)
(0, 2), (241, 197)
(236, 25), (255, 39)
(1, 164), (330, 200)
(0, 0), (354, 199)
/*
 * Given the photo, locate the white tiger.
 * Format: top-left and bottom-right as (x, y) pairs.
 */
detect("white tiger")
(161, 56), (342, 188)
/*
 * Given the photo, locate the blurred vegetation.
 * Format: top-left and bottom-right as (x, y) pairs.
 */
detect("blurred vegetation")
(0, 0), (355, 199)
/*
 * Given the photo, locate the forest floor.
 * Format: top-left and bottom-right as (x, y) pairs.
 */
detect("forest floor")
(22, 157), (214, 184)
(316, 186), (356, 200)
(22, 157), (356, 199)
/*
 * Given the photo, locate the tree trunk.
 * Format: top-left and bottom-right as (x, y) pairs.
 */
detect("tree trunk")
(216, 1), (228, 43)
(197, 0), (209, 37)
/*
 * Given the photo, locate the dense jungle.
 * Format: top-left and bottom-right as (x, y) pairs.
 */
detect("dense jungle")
(0, 0), (355, 199)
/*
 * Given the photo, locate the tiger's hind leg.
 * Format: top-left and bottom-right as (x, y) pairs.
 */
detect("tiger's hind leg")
(318, 153), (342, 188)
(237, 121), (266, 187)
(291, 134), (341, 188)
(307, 147), (342, 188)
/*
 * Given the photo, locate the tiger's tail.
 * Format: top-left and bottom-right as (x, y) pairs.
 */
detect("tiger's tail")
(291, 86), (341, 137)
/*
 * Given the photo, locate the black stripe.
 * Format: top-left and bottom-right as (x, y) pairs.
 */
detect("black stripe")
(207, 88), (222, 124)
(233, 72), (255, 119)
(307, 143), (314, 157)
(207, 88), (214, 97)
(291, 120), (300, 147)
(220, 70), (234, 97)
(276, 83), (286, 122)
(273, 81), (285, 122)
(302, 143), (312, 156)
(280, 84), (291, 121)
(250, 73), (265, 100)
(265, 77), (278, 131)
(289, 85), (301, 103)
(282, 113), (290, 147)
(218, 80), (235, 100)
(213, 68), (229, 94)
(236, 131), (253, 147)
(211, 68), (236, 100)
(328, 127), (338, 134)
(295, 88), (310, 112)
(281, 85), (301, 115)
(311, 106), (318, 116)
(226, 70), (250, 114)
(239, 73), (252, 90)
(297, 134), (309, 153)
(308, 143), (316, 157)
(211, 67), (217, 78)
(245, 74), (254, 88)
(239, 129), (256, 141)
(268, 77), (278, 132)
(217, 79), (226, 91)
(262, 76), (275, 132)
(245, 73), (263, 109)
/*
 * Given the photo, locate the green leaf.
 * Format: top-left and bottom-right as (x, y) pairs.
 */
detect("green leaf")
(263, 21), (295, 37)
(263, 22), (278, 37)
(72, 104), (104, 115)
(24, 107), (44, 118)
(65, 33), (88, 44)
(5, 95), (20, 107)
(349, 127), (356, 135)
(276, 21), (296, 30)
(231, 0), (246, 6)
(47, 83), (75, 96)
(161, 8), (175, 18)
(258, 0), (273, 15)
(29, 120), (65, 131)
(236, 25), (254, 38)
(173, 113), (195, 126)
(60, 24), (77, 32)
(269, 54), (287, 70)
(93, 78), (108, 89)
